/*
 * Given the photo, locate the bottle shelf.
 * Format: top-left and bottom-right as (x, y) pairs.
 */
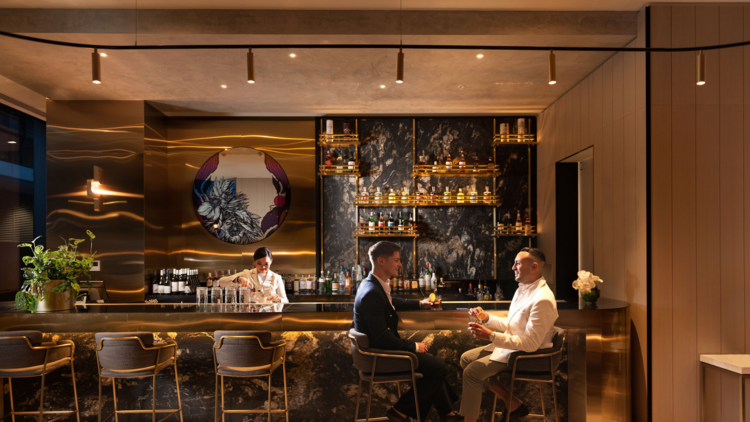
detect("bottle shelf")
(355, 194), (501, 207)
(492, 134), (537, 145)
(412, 164), (500, 177)
(493, 226), (537, 237)
(318, 165), (359, 176)
(318, 134), (360, 146)
(354, 227), (419, 238)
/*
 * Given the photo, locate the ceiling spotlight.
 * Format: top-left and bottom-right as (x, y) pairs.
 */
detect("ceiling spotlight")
(476, 54), (484, 59)
(396, 48), (404, 84)
(289, 53), (296, 58)
(8, 140), (17, 144)
(697, 49), (706, 86)
(548, 50), (557, 85)
(92, 48), (102, 84)
(221, 85), (227, 88)
(380, 85), (386, 89)
(247, 48), (255, 84)
(99, 52), (107, 57)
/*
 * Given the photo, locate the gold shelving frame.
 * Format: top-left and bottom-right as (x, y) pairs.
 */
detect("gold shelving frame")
(318, 134), (360, 145)
(354, 194), (501, 207)
(412, 164), (501, 177)
(494, 226), (537, 237)
(354, 227), (419, 238)
(492, 133), (537, 145)
(318, 165), (360, 176)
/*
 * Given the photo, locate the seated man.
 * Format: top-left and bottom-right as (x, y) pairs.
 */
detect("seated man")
(354, 241), (461, 422)
(460, 247), (558, 422)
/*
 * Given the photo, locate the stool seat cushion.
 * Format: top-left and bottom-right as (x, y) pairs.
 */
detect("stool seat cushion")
(498, 371), (555, 382)
(506, 327), (566, 373)
(216, 358), (284, 377)
(359, 371), (424, 383)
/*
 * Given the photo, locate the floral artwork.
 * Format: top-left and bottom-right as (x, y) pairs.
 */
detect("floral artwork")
(572, 270), (603, 294)
(192, 147), (291, 244)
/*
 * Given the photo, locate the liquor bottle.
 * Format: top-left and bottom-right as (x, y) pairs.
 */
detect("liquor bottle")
(325, 150), (333, 166)
(486, 155), (495, 172)
(387, 212), (395, 230)
(495, 283), (505, 301)
(467, 283), (474, 299)
(164, 270), (172, 294)
(326, 270), (333, 294)
(524, 209), (532, 235)
(444, 150), (452, 172)
(347, 154), (355, 170)
(502, 211), (512, 234)
(457, 187), (465, 204)
(443, 186), (451, 203)
(474, 286), (479, 299)
(374, 187), (382, 204)
(516, 210), (523, 232)
(361, 187), (369, 203)
(483, 186), (492, 203)
(286, 274), (294, 294)
(469, 186), (477, 203)
(369, 212), (376, 231)
(343, 122), (351, 142)
(397, 211), (404, 233)
(477, 283), (483, 300)
(293, 274), (300, 295)
(458, 149), (466, 172)
(319, 271), (326, 295)
(439, 277), (445, 292)
(424, 263), (431, 291)
(432, 150), (439, 173)
(171, 269), (179, 295)
(408, 211), (415, 232)
(152, 270), (161, 294)
(401, 187), (409, 203)
(473, 152), (480, 172)
(431, 271), (437, 291)
(335, 151), (344, 173)
(359, 215), (366, 231)
(332, 268), (340, 295)
(378, 212), (385, 230)
(483, 285), (492, 301)
(206, 272), (214, 288)
(398, 271), (404, 292)
(416, 188), (423, 203)
(178, 269), (186, 294)
(411, 273), (419, 291)
(430, 186), (437, 203)
(339, 267), (346, 294)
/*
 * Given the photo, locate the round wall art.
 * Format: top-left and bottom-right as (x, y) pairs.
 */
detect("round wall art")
(192, 147), (291, 244)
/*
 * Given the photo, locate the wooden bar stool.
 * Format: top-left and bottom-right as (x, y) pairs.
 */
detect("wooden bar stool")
(212, 330), (289, 422)
(0, 330), (80, 422)
(95, 332), (183, 422)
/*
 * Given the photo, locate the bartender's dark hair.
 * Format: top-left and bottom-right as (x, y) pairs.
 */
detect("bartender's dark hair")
(521, 247), (546, 264)
(253, 247), (273, 262)
(368, 241), (401, 265)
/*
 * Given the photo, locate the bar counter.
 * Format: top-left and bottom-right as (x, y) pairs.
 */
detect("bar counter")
(0, 299), (629, 422)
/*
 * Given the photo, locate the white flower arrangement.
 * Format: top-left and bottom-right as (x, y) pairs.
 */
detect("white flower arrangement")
(572, 270), (603, 294)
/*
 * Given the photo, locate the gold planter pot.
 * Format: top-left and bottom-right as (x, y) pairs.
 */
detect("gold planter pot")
(36, 279), (76, 313)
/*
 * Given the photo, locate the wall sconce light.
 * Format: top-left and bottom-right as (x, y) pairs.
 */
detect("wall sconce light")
(86, 165), (104, 211)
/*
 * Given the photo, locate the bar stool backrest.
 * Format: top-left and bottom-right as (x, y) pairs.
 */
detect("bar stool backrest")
(348, 328), (417, 374)
(348, 329), (374, 372)
(213, 330), (275, 368)
(0, 331), (47, 369)
(507, 327), (566, 373)
(95, 332), (156, 371)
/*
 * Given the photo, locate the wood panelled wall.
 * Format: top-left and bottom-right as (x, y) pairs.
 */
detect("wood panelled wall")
(650, 4), (750, 422)
(537, 8), (648, 421)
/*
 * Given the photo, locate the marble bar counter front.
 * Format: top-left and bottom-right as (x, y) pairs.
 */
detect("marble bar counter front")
(0, 300), (629, 422)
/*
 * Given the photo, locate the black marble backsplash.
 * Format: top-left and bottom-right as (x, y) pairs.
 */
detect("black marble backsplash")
(320, 117), (535, 281)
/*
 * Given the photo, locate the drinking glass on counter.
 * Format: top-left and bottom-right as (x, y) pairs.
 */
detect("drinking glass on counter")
(196, 287), (208, 305)
(224, 286), (238, 307)
(211, 285), (223, 305)
(239, 287), (251, 304)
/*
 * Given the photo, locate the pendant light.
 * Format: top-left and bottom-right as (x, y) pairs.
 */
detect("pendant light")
(247, 48), (255, 84)
(397, 48), (404, 83)
(696, 49), (706, 86)
(92, 48), (102, 84)
(548, 50), (556, 85)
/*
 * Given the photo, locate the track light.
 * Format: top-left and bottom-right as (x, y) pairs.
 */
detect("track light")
(396, 48), (404, 84)
(548, 50), (556, 85)
(92, 48), (101, 84)
(697, 49), (706, 86)
(247, 48), (255, 84)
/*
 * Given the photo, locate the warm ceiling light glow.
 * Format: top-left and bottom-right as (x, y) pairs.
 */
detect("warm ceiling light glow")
(221, 84), (227, 88)
(247, 48), (255, 83)
(289, 53), (296, 58)
(380, 85), (386, 89)
(697, 49), (706, 86)
(92, 48), (102, 84)
(396, 48), (404, 83)
(548, 50), (557, 85)
(476, 54), (484, 58)
(8, 141), (17, 144)
(100, 52), (107, 57)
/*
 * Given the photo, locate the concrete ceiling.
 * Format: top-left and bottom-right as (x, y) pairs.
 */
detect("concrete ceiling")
(0, 8), (639, 116)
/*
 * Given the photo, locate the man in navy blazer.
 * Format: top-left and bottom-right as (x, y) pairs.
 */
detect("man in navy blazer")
(354, 241), (460, 422)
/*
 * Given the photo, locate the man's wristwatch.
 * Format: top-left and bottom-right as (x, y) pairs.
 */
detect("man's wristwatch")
(490, 332), (497, 342)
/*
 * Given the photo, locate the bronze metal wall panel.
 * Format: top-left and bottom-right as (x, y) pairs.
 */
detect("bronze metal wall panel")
(46, 100), (146, 302)
(166, 119), (316, 275)
(143, 104), (169, 274)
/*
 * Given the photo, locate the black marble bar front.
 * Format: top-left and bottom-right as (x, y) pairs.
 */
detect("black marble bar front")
(0, 299), (629, 422)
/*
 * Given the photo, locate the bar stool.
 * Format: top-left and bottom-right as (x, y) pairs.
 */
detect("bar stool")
(95, 332), (183, 422)
(348, 328), (422, 422)
(491, 327), (566, 422)
(213, 330), (289, 422)
(0, 330), (80, 421)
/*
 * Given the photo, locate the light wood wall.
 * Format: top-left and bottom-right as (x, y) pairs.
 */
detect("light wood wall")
(650, 4), (750, 422)
(537, 8), (648, 421)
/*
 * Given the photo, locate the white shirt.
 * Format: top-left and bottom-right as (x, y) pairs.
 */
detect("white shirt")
(216, 269), (289, 303)
(482, 276), (558, 363)
(371, 273), (419, 352)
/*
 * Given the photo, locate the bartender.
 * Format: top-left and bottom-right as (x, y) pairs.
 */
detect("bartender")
(215, 247), (289, 303)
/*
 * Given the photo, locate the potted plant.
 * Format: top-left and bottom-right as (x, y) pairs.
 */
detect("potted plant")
(572, 270), (603, 309)
(16, 230), (96, 313)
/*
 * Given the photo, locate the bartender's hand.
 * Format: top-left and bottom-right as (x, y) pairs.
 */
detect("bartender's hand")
(266, 294), (281, 303)
(416, 342), (428, 353)
(468, 322), (492, 340)
(236, 277), (250, 287)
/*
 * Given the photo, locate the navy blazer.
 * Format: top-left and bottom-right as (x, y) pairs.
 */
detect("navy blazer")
(353, 274), (421, 352)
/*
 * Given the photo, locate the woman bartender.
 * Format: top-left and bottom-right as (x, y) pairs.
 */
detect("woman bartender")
(216, 247), (288, 303)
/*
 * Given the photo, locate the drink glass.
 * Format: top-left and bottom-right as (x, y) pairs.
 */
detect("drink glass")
(196, 287), (208, 304)
(211, 286), (223, 305)
(224, 286), (238, 309)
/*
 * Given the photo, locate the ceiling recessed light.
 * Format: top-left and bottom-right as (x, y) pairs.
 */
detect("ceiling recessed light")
(100, 52), (107, 57)
(8, 141), (17, 144)
(289, 53), (296, 58)
(476, 54), (484, 59)
(221, 85), (227, 88)
(380, 85), (386, 89)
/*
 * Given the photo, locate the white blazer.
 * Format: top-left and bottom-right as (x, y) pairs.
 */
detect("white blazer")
(483, 277), (558, 363)
(216, 269), (289, 303)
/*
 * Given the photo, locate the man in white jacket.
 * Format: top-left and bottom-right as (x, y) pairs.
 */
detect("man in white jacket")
(458, 247), (558, 422)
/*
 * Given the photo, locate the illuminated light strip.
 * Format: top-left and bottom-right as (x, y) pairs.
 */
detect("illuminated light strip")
(49, 189), (144, 199)
(47, 209), (144, 221)
(168, 249), (315, 257)
(47, 124), (143, 133)
(185, 163), (199, 169)
(167, 134), (314, 143)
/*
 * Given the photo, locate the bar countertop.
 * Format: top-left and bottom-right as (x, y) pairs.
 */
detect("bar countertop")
(0, 299), (629, 333)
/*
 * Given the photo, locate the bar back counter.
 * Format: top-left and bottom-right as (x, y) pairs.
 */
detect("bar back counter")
(0, 299), (629, 422)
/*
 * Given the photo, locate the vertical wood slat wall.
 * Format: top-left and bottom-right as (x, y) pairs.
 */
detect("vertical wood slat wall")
(536, 8), (648, 421)
(650, 4), (750, 422)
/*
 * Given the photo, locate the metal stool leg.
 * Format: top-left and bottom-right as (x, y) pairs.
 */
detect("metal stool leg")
(506, 375), (515, 422)
(268, 374), (272, 422)
(282, 362), (289, 422)
(538, 384), (546, 421)
(214, 374), (220, 422)
(491, 394), (498, 422)
(411, 372), (420, 422)
(220, 375), (226, 422)
(365, 375), (375, 422)
(70, 361), (81, 422)
(112, 378), (119, 422)
(173, 362), (184, 422)
(552, 368), (558, 422)
(354, 378), (363, 422)
(9, 378), (16, 422)
(37, 373), (45, 422)
(97, 376), (102, 422)
(152, 374), (157, 422)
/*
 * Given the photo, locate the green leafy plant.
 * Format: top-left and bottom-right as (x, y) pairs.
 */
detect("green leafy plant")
(15, 230), (96, 312)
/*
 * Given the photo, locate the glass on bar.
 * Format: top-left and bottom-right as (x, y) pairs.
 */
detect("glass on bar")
(210, 285), (223, 305)
(196, 287), (208, 305)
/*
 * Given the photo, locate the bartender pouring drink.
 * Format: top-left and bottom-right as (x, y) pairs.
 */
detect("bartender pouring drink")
(215, 247), (289, 303)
